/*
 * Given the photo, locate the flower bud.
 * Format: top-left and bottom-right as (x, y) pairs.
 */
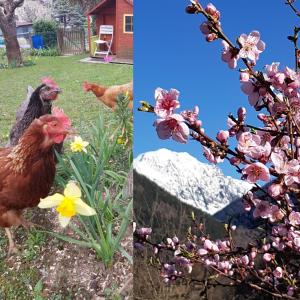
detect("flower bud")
(216, 130), (229, 143)
(200, 22), (210, 35)
(263, 253), (272, 262)
(206, 33), (217, 42)
(205, 3), (217, 15)
(229, 157), (241, 166)
(185, 5), (198, 14)
(240, 72), (249, 82)
(237, 107), (246, 121)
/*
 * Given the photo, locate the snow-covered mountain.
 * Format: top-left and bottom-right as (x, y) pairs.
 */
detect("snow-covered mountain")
(133, 148), (252, 215)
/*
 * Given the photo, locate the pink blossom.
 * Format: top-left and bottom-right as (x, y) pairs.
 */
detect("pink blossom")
(181, 106), (201, 125)
(289, 211), (300, 226)
(237, 132), (270, 160)
(205, 3), (220, 20)
(253, 200), (272, 219)
(271, 152), (300, 186)
(154, 88), (180, 118)
(273, 267), (283, 279)
(240, 72), (250, 82)
(238, 31), (265, 63)
(288, 287), (295, 297)
(198, 248), (208, 256)
(203, 146), (224, 164)
(216, 130), (229, 143)
(221, 41), (239, 69)
(294, 237), (300, 248)
(241, 81), (266, 106)
(269, 205), (284, 222)
(242, 162), (270, 183)
(265, 62), (280, 77)
(268, 183), (284, 198)
(262, 244), (270, 252)
(217, 261), (232, 272)
(154, 114), (189, 143)
(241, 255), (249, 265)
(204, 239), (213, 250)
(263, 253), (273, 262)
(272, 225), (288, 236)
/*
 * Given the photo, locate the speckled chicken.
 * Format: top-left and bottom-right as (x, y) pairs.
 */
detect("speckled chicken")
(7, 77), (61, 147)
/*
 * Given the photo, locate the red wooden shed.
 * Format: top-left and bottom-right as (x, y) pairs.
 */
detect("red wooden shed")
(86, 0), (133, 59)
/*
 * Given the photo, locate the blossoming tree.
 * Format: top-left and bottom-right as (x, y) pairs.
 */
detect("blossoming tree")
(136, 1), (300, 298)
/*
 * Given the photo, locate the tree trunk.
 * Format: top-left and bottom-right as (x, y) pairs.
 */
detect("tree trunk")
(0, 18), (23, 66)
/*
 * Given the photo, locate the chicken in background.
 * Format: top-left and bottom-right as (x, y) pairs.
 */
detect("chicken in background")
(7, 77), (61, 147)
(82, 81), (133, 110)
(0, 109), (71, 256)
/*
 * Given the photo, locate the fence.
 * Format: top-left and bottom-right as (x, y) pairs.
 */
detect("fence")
(57, 28), (85, 55)
(0, 28), (87, 55)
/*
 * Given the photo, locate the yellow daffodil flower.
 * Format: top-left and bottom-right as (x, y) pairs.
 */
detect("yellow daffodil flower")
(117, 136), (126, 145)
(70, 136), (89, 153)
(38, 181), (96, 227)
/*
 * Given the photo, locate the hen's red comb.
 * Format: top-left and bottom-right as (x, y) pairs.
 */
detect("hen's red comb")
(41, 77), (59, 89)
(52, 107), (71, 128)
(82, 81), (91, 92)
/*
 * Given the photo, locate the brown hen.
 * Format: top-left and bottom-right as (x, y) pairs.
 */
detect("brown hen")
(0, 110), (71, 256)
(83, 81), (133, 110)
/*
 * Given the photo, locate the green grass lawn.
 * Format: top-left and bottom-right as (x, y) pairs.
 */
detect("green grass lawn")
(0, 54), (133, 299)
(0, 54), (133, 144)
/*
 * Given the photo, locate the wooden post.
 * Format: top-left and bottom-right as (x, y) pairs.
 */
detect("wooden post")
(87, 15), (91, 56)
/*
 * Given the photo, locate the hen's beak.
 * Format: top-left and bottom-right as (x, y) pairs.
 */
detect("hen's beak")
(54, 88), (62, 94)
(63, 128), (77, 136)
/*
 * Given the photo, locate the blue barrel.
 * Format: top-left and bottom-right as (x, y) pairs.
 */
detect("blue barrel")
(31, 35), (44, 49)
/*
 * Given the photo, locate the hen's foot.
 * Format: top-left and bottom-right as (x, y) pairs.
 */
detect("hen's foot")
(7, 245), (18, 257)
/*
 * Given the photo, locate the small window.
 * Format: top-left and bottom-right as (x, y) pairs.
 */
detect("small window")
(124, 15), (133, 33)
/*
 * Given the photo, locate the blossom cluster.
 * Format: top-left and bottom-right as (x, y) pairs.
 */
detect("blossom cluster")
(137, 1), (300, 298)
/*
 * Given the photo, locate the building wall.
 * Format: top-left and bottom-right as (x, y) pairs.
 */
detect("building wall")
(115, 0), (133, 58)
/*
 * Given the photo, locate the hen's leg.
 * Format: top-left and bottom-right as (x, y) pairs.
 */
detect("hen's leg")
(4, 228), (18, 256)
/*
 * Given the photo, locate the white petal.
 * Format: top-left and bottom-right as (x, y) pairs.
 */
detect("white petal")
(58, 215), (71, 228)
(248, 31), (260, 45)
(38, 193), (64, 208)
(64, 182), (81, 198)
(74, 198), (96, 216)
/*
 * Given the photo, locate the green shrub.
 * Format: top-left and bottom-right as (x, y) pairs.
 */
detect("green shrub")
(33, 20), (58, 48)
(0, 48), (36, 69)
(30, 48), (60, 57)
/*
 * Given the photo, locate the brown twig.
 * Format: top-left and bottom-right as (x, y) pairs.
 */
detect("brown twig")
(285, 0), (300, 17)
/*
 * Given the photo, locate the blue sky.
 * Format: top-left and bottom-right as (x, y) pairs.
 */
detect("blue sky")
(134, 0), (298, 179)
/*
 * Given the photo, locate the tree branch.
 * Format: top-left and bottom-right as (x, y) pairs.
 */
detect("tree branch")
(285, 0), (300, 17)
